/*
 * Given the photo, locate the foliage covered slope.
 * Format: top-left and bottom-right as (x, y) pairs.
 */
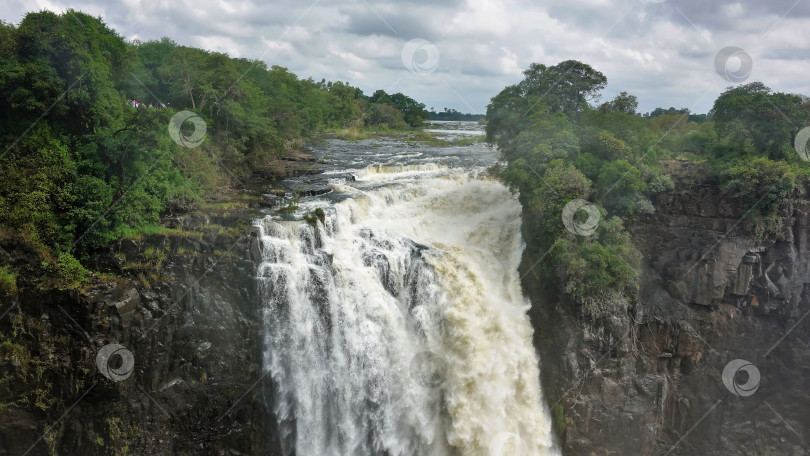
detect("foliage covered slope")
(486, 60), (810, 313)
(0, 10), (429, 289)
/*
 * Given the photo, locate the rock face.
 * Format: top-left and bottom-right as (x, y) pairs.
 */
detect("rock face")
(524, 181), (810, 455)
(0, 213), (282, 455)
(3, 169), (809, 456)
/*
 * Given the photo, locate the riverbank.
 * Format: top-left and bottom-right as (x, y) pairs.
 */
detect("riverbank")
(330, 124), (486, 147)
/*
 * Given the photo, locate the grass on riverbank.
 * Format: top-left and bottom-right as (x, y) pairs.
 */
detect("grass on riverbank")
(331, 126), (486, 147)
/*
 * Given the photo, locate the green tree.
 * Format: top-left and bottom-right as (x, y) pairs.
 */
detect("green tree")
(596, 160), (651, 215)
(518, 60), (607, 118)
(721, 156), (799, 223)
(485, 84), (531, 151)
(387, 92), (429, 127)
(364, 102), (406, 128)
(327, 81), (360, 127)
(552, 216), (640, 305)
(598, 91), (638, 115)
(509, 108), (580, 164)
(710, 82), (809, 160)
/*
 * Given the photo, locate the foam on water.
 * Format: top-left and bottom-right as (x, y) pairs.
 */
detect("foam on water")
(257, 150), (557, 456)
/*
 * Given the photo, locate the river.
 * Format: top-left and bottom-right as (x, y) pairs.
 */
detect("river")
(253, 121), (557, 456)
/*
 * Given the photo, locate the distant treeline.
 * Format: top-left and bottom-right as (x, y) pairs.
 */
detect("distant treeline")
(642, 107), (707, 124)
(429, 108), (485, 121)
(0, 10), (428, 288)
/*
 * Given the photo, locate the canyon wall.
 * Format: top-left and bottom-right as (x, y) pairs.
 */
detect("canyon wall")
(0, 211), (281, 456)
(525, 171), (810, 455)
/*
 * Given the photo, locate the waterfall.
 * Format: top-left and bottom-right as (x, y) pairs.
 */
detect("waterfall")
(256, 164), (557, 456)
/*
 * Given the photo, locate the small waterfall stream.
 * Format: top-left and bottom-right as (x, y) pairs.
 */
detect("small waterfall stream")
(255, 127), (557, 456)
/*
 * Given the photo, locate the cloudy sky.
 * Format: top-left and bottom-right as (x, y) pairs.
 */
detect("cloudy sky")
(4, 0), (809, 114)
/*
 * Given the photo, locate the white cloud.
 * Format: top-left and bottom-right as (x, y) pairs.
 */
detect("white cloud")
(2, 0), (809, 114)
(195, 35), (243, 57)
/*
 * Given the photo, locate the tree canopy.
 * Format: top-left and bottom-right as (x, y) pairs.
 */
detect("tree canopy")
(710, 82), (809, 160)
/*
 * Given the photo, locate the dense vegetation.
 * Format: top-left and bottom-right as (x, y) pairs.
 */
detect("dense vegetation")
(366, 89), (430, 127)
(0, 10), (429, 289)
(486, 60), (810, 313)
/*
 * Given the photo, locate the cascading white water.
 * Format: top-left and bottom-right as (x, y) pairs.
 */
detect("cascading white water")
(256, 164), (557, 456)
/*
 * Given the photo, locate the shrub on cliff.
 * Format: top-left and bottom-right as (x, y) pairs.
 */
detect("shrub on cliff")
(552, 216), (640, 304)
(721, 156), (804, 238)
(40, 253), (88, 290)
(0, 265), (16, 296)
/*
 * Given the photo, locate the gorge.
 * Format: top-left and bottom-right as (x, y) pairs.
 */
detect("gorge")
(3, 122), (808, 455)
(1, 11), (809, 454)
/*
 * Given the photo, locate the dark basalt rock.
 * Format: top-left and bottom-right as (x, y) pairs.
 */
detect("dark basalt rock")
(525, 181), (810, 455)
(0, 209), (283, 455)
